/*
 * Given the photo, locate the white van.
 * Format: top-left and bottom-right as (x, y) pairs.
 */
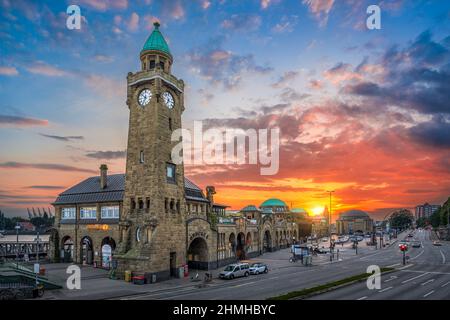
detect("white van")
(219, 263), (250, 279)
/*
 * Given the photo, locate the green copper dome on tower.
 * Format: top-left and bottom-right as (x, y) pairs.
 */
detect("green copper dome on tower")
(141, 22), (171, 56)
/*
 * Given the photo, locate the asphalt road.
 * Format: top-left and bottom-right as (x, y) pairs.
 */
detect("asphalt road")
(309, 229), (450, 300)
(114, 229), (450, 300)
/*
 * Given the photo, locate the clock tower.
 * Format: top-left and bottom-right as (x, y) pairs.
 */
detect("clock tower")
(115, 22), (187, 280)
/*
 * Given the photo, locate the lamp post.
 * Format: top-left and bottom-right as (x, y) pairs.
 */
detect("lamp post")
(15, 223), (20, 268)
(36, 230), (40, 262)
(326, 190), (335, 261)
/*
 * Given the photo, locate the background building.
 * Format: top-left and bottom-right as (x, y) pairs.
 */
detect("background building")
(336, 210), (373, 235)
(415, 203), (440, 219)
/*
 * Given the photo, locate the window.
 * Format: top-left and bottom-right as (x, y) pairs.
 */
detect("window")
(169, 118), (172, 131)
(159, 61), (164, 70)
(146, 197), (150, 209)
(131, 198), (136, 210)
(166, 163), (176, 183)
(101, 206), (119, 219)
(138, 198), (144, 209)
(150, 60), (155, 69)
(140, 150), (144, 163)
(80, 207), (96, 219)
(61, 207), (76, 219)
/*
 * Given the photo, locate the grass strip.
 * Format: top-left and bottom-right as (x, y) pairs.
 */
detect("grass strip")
(267, 267), (394, 300)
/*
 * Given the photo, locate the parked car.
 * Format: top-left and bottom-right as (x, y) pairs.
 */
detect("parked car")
(219, 263), (250, 279)
(433, 241), (442, 246)
(249, 263), (268, 275)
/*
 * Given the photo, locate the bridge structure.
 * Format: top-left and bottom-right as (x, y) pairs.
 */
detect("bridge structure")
(0, 234), (50, 260)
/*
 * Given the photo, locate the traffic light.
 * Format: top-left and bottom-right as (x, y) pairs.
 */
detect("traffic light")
(399, 244), (408, 251)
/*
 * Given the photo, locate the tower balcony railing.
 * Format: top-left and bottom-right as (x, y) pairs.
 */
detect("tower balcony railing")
(127, 69), (184, 91)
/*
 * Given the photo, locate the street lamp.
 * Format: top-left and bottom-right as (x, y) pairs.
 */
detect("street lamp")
(326, 190), (335, 261)
(15, 223), (20, 268)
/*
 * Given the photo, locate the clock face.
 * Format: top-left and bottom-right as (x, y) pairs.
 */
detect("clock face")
(163, 91), (174, 109)
(138, 89), (152, 107)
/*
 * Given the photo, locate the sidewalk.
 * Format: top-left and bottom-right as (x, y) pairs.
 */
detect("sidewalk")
(40, 249), (294, 299)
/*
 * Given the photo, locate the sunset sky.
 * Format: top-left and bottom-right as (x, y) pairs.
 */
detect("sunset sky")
(0, 0), (449, 219)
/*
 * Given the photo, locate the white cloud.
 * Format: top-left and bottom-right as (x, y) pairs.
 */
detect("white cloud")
(0, 66), (19, 76)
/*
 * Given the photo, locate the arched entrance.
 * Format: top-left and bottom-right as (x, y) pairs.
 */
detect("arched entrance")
(101, 237), (116, 269)
(80, 236), (93, 265)
(236, 232), (246, 260)
(229, 233), (236, 258)
(263, 230), (272, 252)
(61, 236), (73, 263)
(187, 237), (209, 270)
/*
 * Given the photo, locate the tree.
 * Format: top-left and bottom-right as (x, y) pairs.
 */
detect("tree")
(415, 216), (430, 228)
(389, 209), (414, 230)
(439, 197), (450, 226)
(430, 210), (441, 228)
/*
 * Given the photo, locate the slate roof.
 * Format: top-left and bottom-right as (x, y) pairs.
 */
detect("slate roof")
(53, 173), (208, 205)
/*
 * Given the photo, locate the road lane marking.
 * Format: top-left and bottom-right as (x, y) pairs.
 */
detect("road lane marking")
(400, 270), (450, 275)
(410, 249), (424, 260)
(357, 296), (368, 300)
(397, 264), (413, 270)
(387, 263), (400, 268)
(121, 286), (198, 300)
(421, 279), (435, 286)
(440, 250), (446, 264)
(378, 286), (393, 293)
(384, 276), (398, 283)
(401, 272), (429, 284)
(232, 281), (257, 288)
(359, 248), (392, 261)
(442, 281), (450, 288)
(423, 290), (434, 298)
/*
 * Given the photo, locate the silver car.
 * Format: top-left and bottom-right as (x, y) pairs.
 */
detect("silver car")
(249, 263), (268, 275)
(219, 263), (250, 279)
